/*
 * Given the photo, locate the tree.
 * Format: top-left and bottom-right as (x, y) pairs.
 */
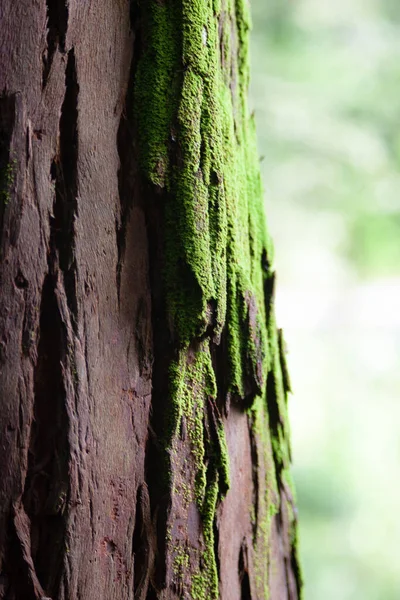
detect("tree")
(0, 0), (301, 598)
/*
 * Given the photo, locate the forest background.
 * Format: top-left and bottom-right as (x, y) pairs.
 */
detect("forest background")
(249, 0), (400, 598)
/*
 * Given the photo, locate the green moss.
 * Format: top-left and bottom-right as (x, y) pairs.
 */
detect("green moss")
(135, 0), (300, 595)
(165, 342), (228, 598)
(134, 1), (180, 187)
(167, 342), (228, 505)
(135, 0), (271, 354)
(213, 0), (222, 16)
(248, 393), (279, 598)
(173, 545), (190, 578)
(234, 0), (252, 116)
(0, 160), (15, 207)
(192, 474), (219, 599)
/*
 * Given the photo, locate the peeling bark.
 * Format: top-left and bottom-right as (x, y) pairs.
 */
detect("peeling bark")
(0, 1), (301, 599)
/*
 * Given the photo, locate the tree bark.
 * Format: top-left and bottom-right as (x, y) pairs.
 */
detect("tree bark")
(0, 0), (302, 599)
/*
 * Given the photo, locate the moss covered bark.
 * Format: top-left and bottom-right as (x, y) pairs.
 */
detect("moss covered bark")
(0, 0), (300, 596)
(135, 0), (302, 597)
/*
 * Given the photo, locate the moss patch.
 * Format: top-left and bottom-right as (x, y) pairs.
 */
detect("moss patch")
(0, 159), (15, 207)
(135, 0), (300, 596)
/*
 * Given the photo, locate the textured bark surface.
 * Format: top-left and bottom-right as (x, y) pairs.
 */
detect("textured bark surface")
(0, 1), (301, 599)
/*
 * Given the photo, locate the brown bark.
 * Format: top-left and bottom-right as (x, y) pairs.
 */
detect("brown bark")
(0, 1), (301, 599)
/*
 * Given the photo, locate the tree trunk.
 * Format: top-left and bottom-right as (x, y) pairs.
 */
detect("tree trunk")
(0, 0), (301, 598)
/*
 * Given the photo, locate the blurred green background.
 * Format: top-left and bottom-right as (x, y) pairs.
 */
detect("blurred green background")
(249, 1), (400, 598)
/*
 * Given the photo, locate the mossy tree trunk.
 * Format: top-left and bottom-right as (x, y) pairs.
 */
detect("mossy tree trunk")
(0, 0), (301, 598)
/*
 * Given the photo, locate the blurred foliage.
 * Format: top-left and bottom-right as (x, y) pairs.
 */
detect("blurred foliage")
(249, 1), (400, 599)
(250, 0), (400, 280)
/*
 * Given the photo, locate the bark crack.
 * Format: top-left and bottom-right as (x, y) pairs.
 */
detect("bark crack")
(42, 0), (69, 87)
(238, 541), (251, 600)
(21, 273), (70, 599)
(133, 483), (155, 600)
(248, 419), (260, 544)
(115, 5), (141, 306)
(0, 93), (17, 252)
(51, 47), (79, 333)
